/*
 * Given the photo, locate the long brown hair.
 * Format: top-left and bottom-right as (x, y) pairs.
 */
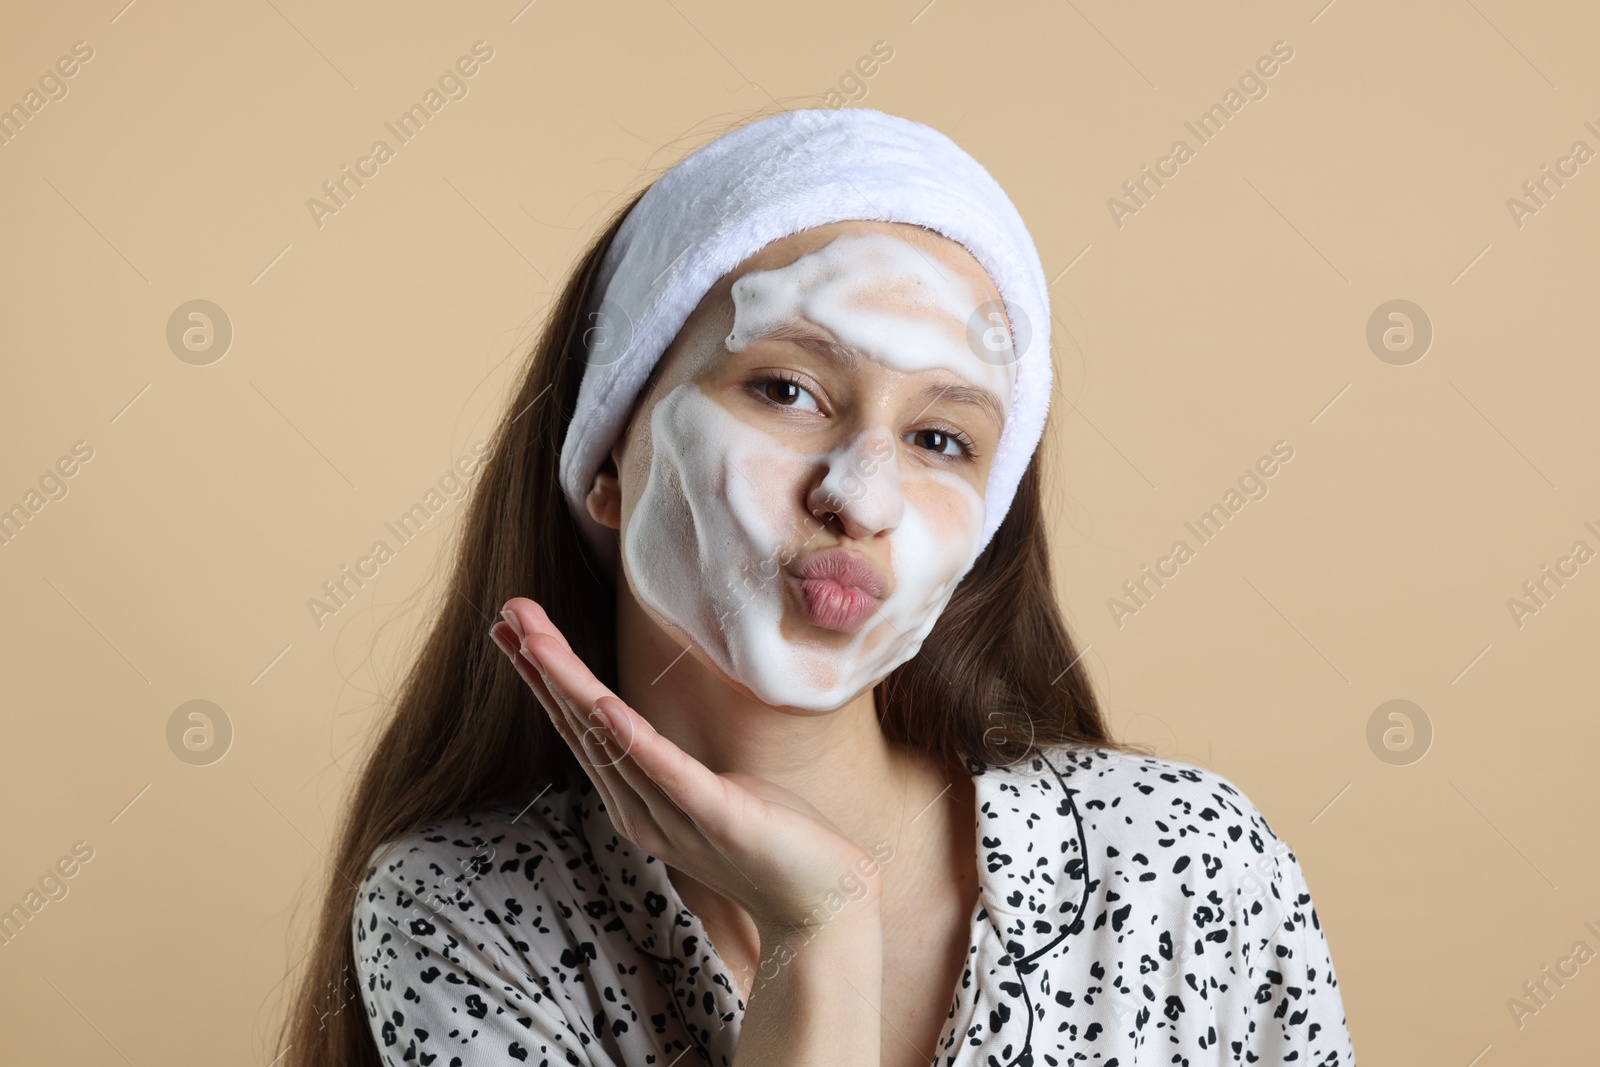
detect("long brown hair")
(273, 146), (1125, 1067)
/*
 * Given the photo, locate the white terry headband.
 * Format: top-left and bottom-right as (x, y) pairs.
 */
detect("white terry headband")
(557, 107), (1052, 569)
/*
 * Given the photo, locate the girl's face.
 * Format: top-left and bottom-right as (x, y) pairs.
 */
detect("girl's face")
(600, 221), (1016, 711)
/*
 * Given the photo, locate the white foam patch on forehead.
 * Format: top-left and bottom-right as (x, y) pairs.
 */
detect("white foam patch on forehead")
(725, 231), (1015, 410)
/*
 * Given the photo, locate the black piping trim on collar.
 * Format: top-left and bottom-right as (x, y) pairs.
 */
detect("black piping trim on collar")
(1015, 752), (1091, 966)
(993, 750), (1092, 1067)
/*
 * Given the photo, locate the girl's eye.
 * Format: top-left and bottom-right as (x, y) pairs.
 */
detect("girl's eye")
(907, 428), (975, 459)
(757, 377), (820, 412)
(752, 375), (975, 460)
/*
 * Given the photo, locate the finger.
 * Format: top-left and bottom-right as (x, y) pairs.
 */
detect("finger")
(593, 697), (770, 903)
(514, 635), (766, 898)
(583, 694), (714, 845)
(491, 622), (566, 728)
(501, 602), (737, 854)
(520, 633), (660, 822)
(515, 629), (668, 843)
(490, 623), (626, 818)
(497, 602), (592, 754)
(518, 632), (617, 766)
(515, 631), (720, 855)
(505, 604), (760, 867)
(490, 622), (590, 765)
(593, 694), (743, 845)
(502, 597), (573, 655)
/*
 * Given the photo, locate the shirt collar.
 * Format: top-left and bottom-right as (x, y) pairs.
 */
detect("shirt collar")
(972, 749), (1091, 958)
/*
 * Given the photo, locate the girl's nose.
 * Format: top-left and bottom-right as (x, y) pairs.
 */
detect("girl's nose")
(807, 427), (903, 539)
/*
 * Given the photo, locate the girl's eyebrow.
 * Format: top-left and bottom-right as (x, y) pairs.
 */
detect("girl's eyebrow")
(910, 381), (1005, 432)
(752, 320), (1005, 432)
(755, 319), (863, 369)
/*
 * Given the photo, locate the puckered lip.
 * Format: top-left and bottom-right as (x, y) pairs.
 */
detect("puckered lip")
(789, 547), (889, 600)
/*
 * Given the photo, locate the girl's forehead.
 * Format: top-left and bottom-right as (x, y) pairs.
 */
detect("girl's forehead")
(650, 223), (1014, 406)
(722, 230), (1017, 406)
(730, 231), (981, 326)
(731, 221), (999, 297)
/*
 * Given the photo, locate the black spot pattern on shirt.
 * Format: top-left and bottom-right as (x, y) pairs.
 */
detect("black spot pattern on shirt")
(351, 747), (1355, 1065)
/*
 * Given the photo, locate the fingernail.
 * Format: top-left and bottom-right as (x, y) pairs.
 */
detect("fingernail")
(590, 700), (616, 736)
(488, 626), (517, 658)
(501, 609), (525, 641)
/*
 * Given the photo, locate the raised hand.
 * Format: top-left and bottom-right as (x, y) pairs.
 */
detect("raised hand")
(490, 597), (880, 940)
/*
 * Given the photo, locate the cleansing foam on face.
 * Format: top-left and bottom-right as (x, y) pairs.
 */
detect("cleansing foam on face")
(622, 232), (1015, 711)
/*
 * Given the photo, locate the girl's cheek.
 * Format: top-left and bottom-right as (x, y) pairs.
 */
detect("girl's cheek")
(902, 475), (983, 555)
(739, 448), (804, 513)
(727, 433), (819, 562)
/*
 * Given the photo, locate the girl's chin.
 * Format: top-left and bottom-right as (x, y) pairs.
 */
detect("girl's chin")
(636, 594), (898, 710)
(664, 632), (878, 714)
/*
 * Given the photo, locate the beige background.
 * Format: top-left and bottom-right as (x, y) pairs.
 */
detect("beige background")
(3, 0), (1597, 1063)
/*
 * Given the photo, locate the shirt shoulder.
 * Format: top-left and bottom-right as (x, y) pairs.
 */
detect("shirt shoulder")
(995, 746), (1353, 1064)
(355, 778), (747, 1066)
(971, 744), (1305, 942)
(349, 782), (613, 1066)
(1044, 744), (1292, 862)
(356, 783), (593, 919)
(1041, 745), (1317, 935)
